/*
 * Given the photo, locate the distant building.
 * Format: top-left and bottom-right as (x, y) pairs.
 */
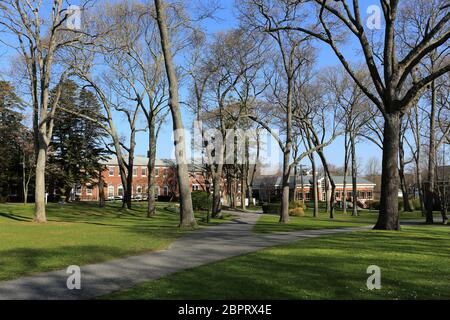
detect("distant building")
(253, 174), (376, 207)
(75, 156), (214, 202)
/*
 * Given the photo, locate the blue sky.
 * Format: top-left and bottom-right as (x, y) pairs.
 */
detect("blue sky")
(0, 0), (384, 173)
(149, 0), (384, 172)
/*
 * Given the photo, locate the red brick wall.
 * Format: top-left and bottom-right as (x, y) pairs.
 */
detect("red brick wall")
(80, 165), (212, 201)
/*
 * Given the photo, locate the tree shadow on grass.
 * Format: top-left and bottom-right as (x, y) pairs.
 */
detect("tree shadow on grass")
(105, 229), (450, 300)
(0, 211), (33, 222)
(0, 245), (133, 282)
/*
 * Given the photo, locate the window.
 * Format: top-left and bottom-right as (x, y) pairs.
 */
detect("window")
(192, 184), (200, 191)
(133, 167), (138, 176)
(164, 186), (169, 196)
(155, 168), (160, 176)
(87, 185), (93, 195)
(153, 186), (160, 198)
(109, 167), (115, 176)
(335, 192), (340, 199)
(108, 186), (114, 198)
(163, 169), (168, 177)
(367, 191), (373, 199)
(76, 187), (82, 195)
(118, 185), (124, 198)
(142, 168), (147, 176)
(136, 186), (142, 195)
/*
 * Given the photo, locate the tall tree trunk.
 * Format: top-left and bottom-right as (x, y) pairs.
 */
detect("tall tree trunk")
(34, 144), (47, 222)
(398, 136), (412, 212)
(351, 134), (358, 216)
(317, 150), (335, 218)
(280, 149), (291, 223)
(155, 0), (196, 228)
(374, 113), (400, 230)
(324, 172), (330, 214)
(241, 168), (246, 210)
(147, 121), (157, 217)
(343, 133), (349, 214)
(99, 173), (105, 208)
(124, 154), (134, 210)
(329, 178), (336, 219)
(310, 154), (319, 218)
(212, 172), (222, 218)
(22, 157), (29, 205)
(415, 162), (425, 215)
(425, 80), (437, 223)
(413, 109), (425, 216)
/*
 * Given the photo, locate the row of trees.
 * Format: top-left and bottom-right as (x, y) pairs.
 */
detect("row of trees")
(0, 0), (448, 230)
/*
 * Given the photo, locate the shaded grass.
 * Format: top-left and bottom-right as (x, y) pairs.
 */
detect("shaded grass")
(104, 225), (450, 300)
(0, 201), (230, 281)
(254, 209), (443, 233)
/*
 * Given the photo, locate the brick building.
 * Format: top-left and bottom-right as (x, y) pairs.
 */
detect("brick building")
(253, 174), (376, 207)
(75, 156), (211, 202)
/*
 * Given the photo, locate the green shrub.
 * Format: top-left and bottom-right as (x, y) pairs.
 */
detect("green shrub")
(399, 199), (414, 211)
(289, 200), (305, 210)
(289, 207), (305, 217)
(398, 199), (403, 211)
(410, 198), (422, 211)
(369, 200), (380, 210)
(262, 202), (281, 214)
(191, 191), (210, 211)
(164, 204), (179, 214)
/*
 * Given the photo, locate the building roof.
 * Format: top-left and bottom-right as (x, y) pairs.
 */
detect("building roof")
(101, 155), (174, 167)
(253, 174), (375, 189)
(332, 176), (376, 185)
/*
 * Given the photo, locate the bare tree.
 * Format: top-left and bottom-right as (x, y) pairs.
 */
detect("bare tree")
(294, 73), (342, 218)
(254, 0), (450, 230)
(154, 0), (196, 227)
(94, 1), (169, 214)
(0, 0), (97, 222)
(405, 105), (426, 215)
(323, 67), (373, 216)
(239, 1), (318, 223)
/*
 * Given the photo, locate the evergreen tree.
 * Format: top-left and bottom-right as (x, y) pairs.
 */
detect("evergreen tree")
(47, 80), (108, 201)
(0, 81), (26, 202)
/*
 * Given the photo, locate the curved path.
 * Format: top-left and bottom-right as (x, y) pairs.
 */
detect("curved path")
(0, 211), (368, 300)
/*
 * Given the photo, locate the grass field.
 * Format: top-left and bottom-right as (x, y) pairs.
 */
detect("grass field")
(0, 201), (229, 281)
(104, 224), (450, 300)
(254, 209), (443, 233)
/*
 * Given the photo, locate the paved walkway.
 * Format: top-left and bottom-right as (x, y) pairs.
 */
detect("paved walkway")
(0, 211), (368, 300)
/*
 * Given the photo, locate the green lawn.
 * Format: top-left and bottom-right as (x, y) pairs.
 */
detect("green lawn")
(0, 201), (229, 281)
(254, 209), (443, 233)
(104, 224), (450, 300)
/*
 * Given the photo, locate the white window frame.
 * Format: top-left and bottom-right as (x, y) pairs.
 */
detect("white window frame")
(86, 185), (93, 196)
(109, 166), (115, 177)
(133, 167), (138, 177)
(108, 185), (114, 198)
(163, 186), (169, 196)
(153, 186), (160, 198)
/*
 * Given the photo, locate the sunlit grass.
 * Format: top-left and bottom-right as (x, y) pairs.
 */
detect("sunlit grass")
(104, 224), (450, 300)
(254, 209), (442, 233)
(0, 201), (230, 281)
